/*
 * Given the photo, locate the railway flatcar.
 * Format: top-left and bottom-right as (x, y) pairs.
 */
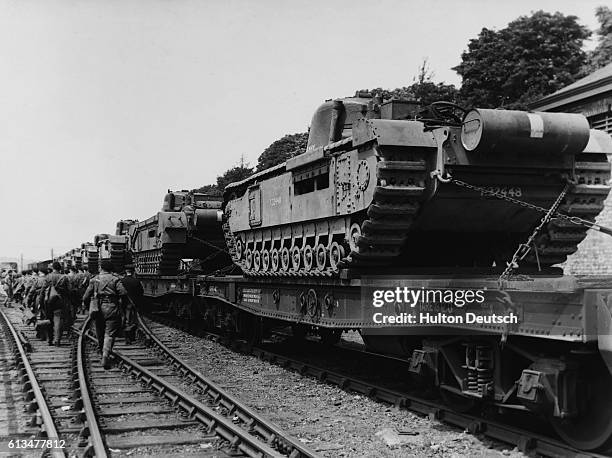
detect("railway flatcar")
(65, 97), (612, 452)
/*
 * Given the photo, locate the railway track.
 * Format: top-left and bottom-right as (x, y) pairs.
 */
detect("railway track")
(1, 303), (320, 457)
(0, 305), (102, 457)
(145, 312), (612, 458)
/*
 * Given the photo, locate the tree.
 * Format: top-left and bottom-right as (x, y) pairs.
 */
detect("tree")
(359, 59), (460, 106)
(453, 11), (591, 109)
(192, 184), (222, 196)
(587, 6), (612, 71)
(256, 132), (308, 172)
(216, 155), (254, 191)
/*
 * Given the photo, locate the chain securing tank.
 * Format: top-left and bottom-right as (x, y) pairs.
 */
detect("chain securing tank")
(223, 95), (611, 276)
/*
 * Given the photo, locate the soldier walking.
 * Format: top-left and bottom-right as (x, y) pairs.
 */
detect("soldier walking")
(83, 260), (127, 369)
(41, 262), (70, 346)
(119, 264), (143, 345)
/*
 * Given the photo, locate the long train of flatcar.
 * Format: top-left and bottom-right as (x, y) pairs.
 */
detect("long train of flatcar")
(47, 96), (612, 452)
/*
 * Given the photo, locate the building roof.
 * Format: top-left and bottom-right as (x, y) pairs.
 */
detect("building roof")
(529, 62), (612, 111)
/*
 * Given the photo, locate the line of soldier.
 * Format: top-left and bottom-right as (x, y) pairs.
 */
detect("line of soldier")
(13, 260), (143, 370)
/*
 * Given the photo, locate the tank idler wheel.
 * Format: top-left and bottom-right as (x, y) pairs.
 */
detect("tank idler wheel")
(270, 248), (280, 272)
(244, 249), (253, 270)
(291, 246), (302, 271)
(235, 238), (243, 260)
(315, 244), (327, 271)
(280, 247), (291, 272)
(303, 244), (314, 271)
(261, 249), (270, 272)
(329, 242), (345, 269)
(253, 250), (261, 272)
(349, 223), (362, 253)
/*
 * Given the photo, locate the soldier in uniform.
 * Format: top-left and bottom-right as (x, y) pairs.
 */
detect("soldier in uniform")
(29, 270), (46, 315)
(79, 267), (91, 314)
(83, 260), (127, 369)
(41, 262), (70, 346)
(66, 266), (79, 324)
(119, 264), (143, 345)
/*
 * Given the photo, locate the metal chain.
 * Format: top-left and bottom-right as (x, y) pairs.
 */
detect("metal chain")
(430, 170), (579, 284)
(431, 170), (612, 235)
(497, 181), (571, 282)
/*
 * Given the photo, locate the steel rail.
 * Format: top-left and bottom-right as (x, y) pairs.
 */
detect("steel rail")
(0, 308), (65, 458)
(136, 315), (319, 458)
(82, 332), (287, 458)
(74, 317), (108, 457)
(147, 313), (609, 458)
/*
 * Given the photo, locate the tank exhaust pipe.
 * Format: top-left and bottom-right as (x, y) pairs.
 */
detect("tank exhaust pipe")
(328, 100), (344, 143)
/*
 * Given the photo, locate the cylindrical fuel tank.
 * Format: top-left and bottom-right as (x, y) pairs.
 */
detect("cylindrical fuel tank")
(461, 109), (590, 155)
(194, 209), (223, 229)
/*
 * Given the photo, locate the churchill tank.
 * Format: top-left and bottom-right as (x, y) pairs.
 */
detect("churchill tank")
(129, 191), (228, 275)
(223, 95), (611, 276)
(95, 219), (136, 274)
(80, 242), (99, 274)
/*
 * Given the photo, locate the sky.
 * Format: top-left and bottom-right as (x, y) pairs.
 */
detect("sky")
(0, 0), (605, 263)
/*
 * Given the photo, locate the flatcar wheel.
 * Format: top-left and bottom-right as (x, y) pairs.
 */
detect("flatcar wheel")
(291, 246), (301, 271)
(551, 364), (612, 451)
(244, 249), (253, 270)
(315, 244), (327, 271)
(271, 248), (280, 271)
(280, 247), (291, 271)
(329, 242), (345, 269)
(261, 249), (270, 272)
(303, 244), (313, 271)
(253, 250), (261, 271)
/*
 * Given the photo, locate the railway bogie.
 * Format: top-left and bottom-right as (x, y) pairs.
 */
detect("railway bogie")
(137, 272), (612, 452)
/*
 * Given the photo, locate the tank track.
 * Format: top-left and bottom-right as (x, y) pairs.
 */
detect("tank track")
(524, 158), (611, 267)
(226, 144), (430, 277)
(100, 241), (129, 274)
(133, 244), (182, 276)
(348, 149), (428, 267)
(87, 252), (99, 275)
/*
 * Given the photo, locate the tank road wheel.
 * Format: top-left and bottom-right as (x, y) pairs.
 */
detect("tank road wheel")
(291, 246), (301, 271)
(244, 249), (253, 270)
(349, 223), (362, 253)
(315, 244), (327, 271)
(271, 248), (280, 272)
(261, 249), (270, 272)
(280, 247), (291, 272)
(551, 364), (612, 451)
(303, 244), (314, 272)
(329, 242), (345, 270)
(253, 250), (261, 272)
(235, 238), (243, 260)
